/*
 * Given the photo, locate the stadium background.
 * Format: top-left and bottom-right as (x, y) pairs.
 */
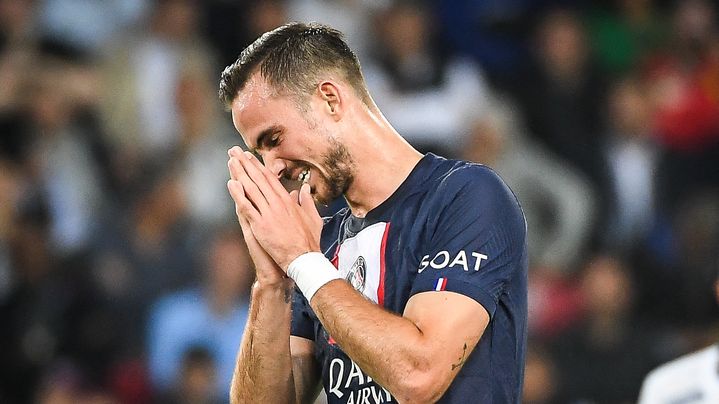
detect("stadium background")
(1, 0), (718, 403)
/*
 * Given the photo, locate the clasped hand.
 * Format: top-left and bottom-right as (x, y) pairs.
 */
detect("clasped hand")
(227, 147), (323, 277)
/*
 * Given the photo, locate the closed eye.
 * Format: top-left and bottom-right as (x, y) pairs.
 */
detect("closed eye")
(254, 125), (284, 152)
(267, 134), (281, 148)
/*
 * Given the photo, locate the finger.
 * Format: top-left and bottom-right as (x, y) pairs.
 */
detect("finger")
(228, 157), (239, 181)
(233, 203), (264, 253)
(299, 183), (322, 226)
(236, 169), (271, 214)
(248, 151), (292, 199)
(228, 146), (244, 158)
(240, 151), (290, 203)
(227, 180), (262, 222)
(237, 151), (278, 203)
(237, 212), (261, 251)
(229, 157), (271, 212)
(229, 156), (253, 182)
(289, 189), (299, 204)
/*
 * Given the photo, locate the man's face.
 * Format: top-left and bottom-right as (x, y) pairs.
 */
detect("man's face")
(230, 75), (354, 205)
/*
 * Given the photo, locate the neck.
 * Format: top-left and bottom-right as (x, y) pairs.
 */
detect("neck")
(341, 104), (423, 217)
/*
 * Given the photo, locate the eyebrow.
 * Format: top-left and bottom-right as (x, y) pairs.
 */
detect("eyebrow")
(249, 125), (282, 155)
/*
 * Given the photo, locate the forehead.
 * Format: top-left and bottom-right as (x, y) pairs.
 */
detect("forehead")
(230, 74), (276, 146)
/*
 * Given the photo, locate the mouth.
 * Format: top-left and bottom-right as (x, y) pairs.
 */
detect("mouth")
(298, 168), (311, 184)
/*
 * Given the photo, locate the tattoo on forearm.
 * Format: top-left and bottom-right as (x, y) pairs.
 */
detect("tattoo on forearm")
(451, 343), (468, 371)
(284, 285), (292, 304)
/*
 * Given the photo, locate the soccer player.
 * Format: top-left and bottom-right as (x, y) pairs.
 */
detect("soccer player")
(220, 22), (528, 403)
(637, 271), (719, 403)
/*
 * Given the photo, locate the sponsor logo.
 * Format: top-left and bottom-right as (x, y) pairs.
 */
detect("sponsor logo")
(417, 250), (488, 273)
(328, 357), (393, 403)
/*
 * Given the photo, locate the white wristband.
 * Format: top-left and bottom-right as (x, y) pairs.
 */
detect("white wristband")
(287, 252), (343, 301)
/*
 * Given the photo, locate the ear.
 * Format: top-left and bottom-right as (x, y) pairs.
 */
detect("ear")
(318, 81), (342, 120)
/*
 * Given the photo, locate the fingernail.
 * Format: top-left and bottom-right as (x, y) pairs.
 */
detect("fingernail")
(244, 151), (253, 159)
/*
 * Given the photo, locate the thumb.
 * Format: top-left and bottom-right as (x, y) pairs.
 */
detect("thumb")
(289, 189), (299, 204)
(299, 183), (321, 221)
(298, 183), (323, 248)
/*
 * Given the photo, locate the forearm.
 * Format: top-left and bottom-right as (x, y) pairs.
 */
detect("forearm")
(310, 281), (445, 403)
(230, 279), (295, 404)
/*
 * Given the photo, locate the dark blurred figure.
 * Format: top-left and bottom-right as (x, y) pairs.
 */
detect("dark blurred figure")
(285, 0), (381, 60)
(670, 192), (719, 326)
(364, 1), (493, 158)
(646, 0), (719, 215)
(37, 0), (146, 55)
(91, 165), (197, 352)
(462, 96), (595, 274)
(603, 76), (659, 251)
(600, 75), (682, 327)
(0, 51), (115, 403)
(523, 342), (560, 404)
(0, 0), (40, 163)
(173, 42), (238, 230)
(0, 199), (58, 403)
(586, 0), (669, 77)
(158, 347), (221, 404)
(638, 264), (719, 403)
(201, 0), (287, 70)
(99, 0), (216, 186)
(515, 8), (613, 248)
(23, 56), (104, 257)
(35, 360), (118, 404)
(434, 0), (539, 87)
(147, 228), (252, 400)
(552, 256), (661, 403)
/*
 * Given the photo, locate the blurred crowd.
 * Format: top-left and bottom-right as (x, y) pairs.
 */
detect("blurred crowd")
(1, 0), (718, 403)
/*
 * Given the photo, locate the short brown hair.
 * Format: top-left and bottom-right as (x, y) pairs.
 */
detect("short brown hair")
(218, 22), (371, 109)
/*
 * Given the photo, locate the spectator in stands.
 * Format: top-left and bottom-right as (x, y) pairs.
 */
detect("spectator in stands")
(434, 0), (536, 87)
(647, 0), (719, 213)
(463, 96), (595, 274)
(206, 0), (288, 70)
(174, 47), (238, 230)
(38, 0), (146, 55)
(98, 0), (216, 162)
(158, 346), (221, 404)
(286, 0), (384, 60)
(603, 76), (659, 251)
(363, 1), (492, 158)
(670, 191), (719, 326)
(515, 8), (613, 244)
(523, 342), (560, 404)
(147, 228), (252, 400)
(25, 56), (104, 257)
(638, 263), (719, 403)
(552, 256), (661, 403)
(585, 0), (669, 77)
(91, 165), (197, 350)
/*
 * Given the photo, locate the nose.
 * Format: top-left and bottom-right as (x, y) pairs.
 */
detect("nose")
(261, 152), (287, 179)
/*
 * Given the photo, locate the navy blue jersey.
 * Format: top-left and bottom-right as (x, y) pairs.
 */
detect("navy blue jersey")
(291, 153), (528, 403)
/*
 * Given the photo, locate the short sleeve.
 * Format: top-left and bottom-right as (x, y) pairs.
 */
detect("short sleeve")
(410, 166), (526, 319)
(290, 287), (315, 340)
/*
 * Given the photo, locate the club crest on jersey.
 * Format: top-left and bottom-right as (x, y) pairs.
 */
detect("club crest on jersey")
(345, 256), (367, 293)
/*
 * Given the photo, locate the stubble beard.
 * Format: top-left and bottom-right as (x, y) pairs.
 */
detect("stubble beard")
(317, 137), (354, 206)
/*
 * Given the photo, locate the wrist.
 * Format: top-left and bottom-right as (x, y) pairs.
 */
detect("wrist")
(287, 252), (343, 301)
(252, 277), (293, 296)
